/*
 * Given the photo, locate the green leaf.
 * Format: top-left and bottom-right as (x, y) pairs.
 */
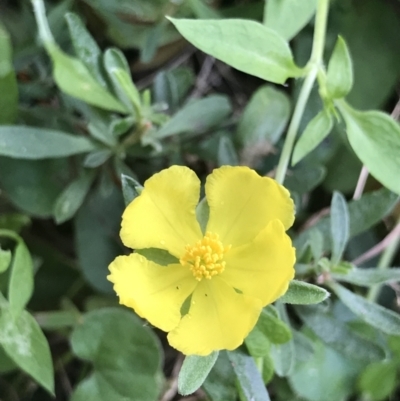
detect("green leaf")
(178, 352), (219, 396)
(245, 327), (270, 357)
(0, 307), (54, 394)
(292, 110), (333, 165)
(83, 150), (112, 168)
(218, 135), (238, 166)
(236, 85), (291, 148)
(0, 344), (17, 373)
(264, 0), (317, 41)
(104, 48), (141, 113)
(330, 192), (350, 266)
(279, 280), (330, 305)
(270, 303), (295, 377)
(284, 164), (326, 195)
(46, 43), (127, 113)
(358, 360), (397, 401)
(0, 126), (96, 159)
(0, 24), (18, 124)
(196, 197), (210, 235)
(326, 36), (353, 99)
(203, 351), (236, 401)
(121, 174), (143, 206)
(53, 171), (95, 224)
(296, 305), (384, 363)
(9, 241), (34, 317)
(339, 103), (400, 195)
(0, 248), (12, 273)
(35, 310), (81, 330)
(65, 12), (107, 87)
(333, 266), (400, 287)
(152, 95), (231, 139)
(289, 338), (359, 401)
(0, 158), (67, 217)
(295, 188), (398, 253)
(135, 249), (178, 266)
(168, 18), (302, 84)
(227, 348), (271, 401)
(75, 185), (124, 293)
(70, 308), (162, 401)
(256, 308), (292, 345)
(331, 282), (400, 335)
(308, 228), (324, 261)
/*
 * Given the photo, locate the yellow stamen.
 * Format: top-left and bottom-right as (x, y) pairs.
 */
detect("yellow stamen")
(180, 232), (231, 281)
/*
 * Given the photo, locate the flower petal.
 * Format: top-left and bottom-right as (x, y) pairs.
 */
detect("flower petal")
(222, 219), (295, 305)
(108, 253), (197, 332)
(167, 277), (262, 356)
(121, 166), (203, 258)
(205, 166), (294, 247)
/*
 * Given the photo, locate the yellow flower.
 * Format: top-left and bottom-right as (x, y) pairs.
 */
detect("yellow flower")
(108, 166), (295, 356)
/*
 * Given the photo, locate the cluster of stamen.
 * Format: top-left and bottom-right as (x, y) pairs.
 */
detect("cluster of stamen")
(180, 232), (231, 281)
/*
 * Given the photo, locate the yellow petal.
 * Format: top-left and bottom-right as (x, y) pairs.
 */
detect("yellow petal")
(222, 219), (295, 305)
(167, 277), (262, 356)
(120, 166), (203, 258)
(108, 253), (197, 332)
(205, 166), (294, 247)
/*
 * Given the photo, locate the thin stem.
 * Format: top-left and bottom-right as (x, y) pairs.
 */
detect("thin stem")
(353, 166), (369, 200)
(275, 69), (317, 184)
(30, 0), (55, 46)
(275, 0), (330, 184)
(367, 215), (400, 302)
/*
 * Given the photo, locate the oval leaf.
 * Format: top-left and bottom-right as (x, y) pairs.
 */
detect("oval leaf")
(228, 349), (271, 401)
(331, 282), (400, 335)
(169, 18), (302, 84)
(326, 36), (353, 99)
(9, 241), (34, 317)
(296, 305), (384, 363)
(0, 126), (96, 159)
(279, 280), (330, 305)
(178, 352), (219, 396)
(264, 0), (317, 41)
(0, 308), (54, 394)
(333, 267), (400, 287)
(292, 109), (333, 165)
(330, 191), (350, 266)
(339, 103), (400, 195)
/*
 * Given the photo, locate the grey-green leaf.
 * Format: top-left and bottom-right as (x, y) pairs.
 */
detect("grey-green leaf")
(0, 126), (96, 159)
(0, 308), (54, 394)
(121, 174), (143, 206)
(236, 85), (291, 148)
(292, 109), (333, 166)
(178, 352), (219, 396)
(65, 12), (106, 87)
(296, 305), (384, 363)
(217, 135), (238, 166)
(152, 95), (231, 139)
(227, 349), (271, 401)
(0, 248), (12, 273)
(333, 267), (400, 287)
(46, 44), (127, 113)
(169, 18), (302, 84)
(53, 171), (95, 224)
(0, 24), (18, 124)
(264, 0), (317, 41)
(70, 308), (162, 401)
(280, 280), (330, 305)
(330, 191), (350, 266)
(8, 241), (34, 317)
(339, 103), (400, 195)
(104, 48), (141, 113)
(326, 36), (353, 99)
(331, 282), (400, 335)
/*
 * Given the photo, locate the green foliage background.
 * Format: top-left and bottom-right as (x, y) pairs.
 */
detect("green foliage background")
(1, 0), (400, 400)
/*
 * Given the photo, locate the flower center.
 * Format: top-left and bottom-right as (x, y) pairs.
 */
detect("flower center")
(180, 232), (231, 281)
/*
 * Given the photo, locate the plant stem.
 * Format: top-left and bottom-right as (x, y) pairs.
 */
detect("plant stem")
(367, 215), (400, 302)
(275, 0), (330, 184)
(30, 0), (55, 46)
